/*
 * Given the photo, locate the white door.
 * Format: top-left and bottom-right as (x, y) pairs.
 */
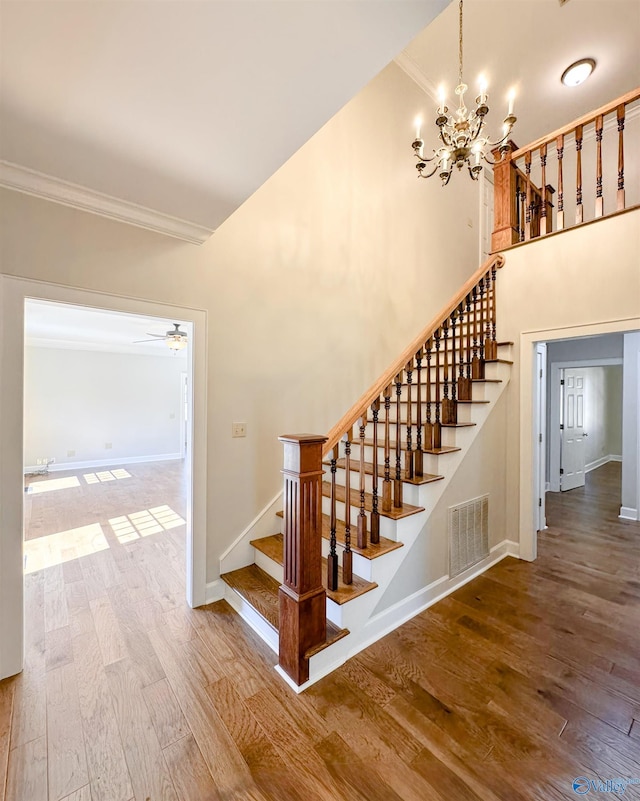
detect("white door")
(560, 368), (587, 491)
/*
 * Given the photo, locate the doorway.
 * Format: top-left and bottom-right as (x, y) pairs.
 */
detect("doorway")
(22, 300), (194, 604)
(0, 276), (208, 681)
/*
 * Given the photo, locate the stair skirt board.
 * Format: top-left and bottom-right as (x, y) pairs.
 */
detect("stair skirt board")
(282, 538), (520, 694)
(219, 490), (283, 575)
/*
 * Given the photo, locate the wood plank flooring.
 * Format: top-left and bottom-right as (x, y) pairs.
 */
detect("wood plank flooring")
(2, 460), (639, 800)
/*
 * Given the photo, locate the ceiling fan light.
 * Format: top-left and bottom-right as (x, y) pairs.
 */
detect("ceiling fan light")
(561, 58), (596, 87)
(167, 336), (187, 351)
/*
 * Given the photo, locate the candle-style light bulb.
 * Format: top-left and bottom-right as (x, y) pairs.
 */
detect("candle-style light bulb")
(507, 88), (516, 116)
(478, 74), (488, 103)
(438, 84), (446, 113)
(414, 115), (422, 140)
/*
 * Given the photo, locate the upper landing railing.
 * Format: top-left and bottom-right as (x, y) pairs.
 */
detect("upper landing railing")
(491, 87), (640, 251)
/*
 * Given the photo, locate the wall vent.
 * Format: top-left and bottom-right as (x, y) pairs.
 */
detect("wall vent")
(449, 494), (489, 577)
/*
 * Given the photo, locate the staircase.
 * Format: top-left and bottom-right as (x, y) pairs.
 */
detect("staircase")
(220, 254), (513, 689)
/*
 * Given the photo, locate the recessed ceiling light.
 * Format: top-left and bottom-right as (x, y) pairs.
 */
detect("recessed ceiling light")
(561, 58), (596, 87)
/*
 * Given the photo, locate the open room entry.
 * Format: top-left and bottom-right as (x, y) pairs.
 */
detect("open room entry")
(0, 276), (207, 680)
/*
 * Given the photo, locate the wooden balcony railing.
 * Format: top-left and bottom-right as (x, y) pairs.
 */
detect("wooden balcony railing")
(492, 87), (640, 251)
(278, 253), (505, 684)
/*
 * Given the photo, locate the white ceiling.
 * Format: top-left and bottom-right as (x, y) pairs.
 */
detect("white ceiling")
(399, 0), (640, 149)
(25, 300), (191, 358)
(0, 0), (448, 232)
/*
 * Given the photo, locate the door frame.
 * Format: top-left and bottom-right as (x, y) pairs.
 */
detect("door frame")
(0, 275), (208, 680)
(548, 357), (623, 492)
(534, 343), (547, 531)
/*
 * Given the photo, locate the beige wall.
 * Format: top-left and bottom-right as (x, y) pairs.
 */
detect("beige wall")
(0, 62), (483, 584)
(497, 209), (640, 557)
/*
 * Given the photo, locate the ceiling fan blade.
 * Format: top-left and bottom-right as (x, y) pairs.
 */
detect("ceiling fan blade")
(132, 338), (163, 343)
(145, 332), (166, 338)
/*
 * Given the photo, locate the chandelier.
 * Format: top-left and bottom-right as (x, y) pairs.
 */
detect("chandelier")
(412, 0), (517, 184)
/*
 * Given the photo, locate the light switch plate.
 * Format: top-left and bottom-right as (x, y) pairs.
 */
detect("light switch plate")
(232, 422), (247, 438)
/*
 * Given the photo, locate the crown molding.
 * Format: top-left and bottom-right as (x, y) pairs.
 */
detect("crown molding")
(0, 160), (214, 245)
(394, 51), (438, 103)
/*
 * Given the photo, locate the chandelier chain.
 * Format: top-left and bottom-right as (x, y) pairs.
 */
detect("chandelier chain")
(458, 0), (463, 87)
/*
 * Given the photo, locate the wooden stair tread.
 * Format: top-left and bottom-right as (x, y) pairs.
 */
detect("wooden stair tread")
(251, 534), (378, 605)
(221, 564), (349, 655)
(275, 512), (404, 559)
(322, 481), (424, 520)
(363, 440), (461, 456)
(442, 421), (476, 428)
(326, 458), (443, 486)
(221, 564), (280, 631)
(471, 378), (502, 383)
(457, 399), (490, 404)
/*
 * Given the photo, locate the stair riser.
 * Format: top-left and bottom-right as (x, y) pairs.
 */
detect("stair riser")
(320, 538), (374, 581)
(366, 417), (474, 438)
(254, 548), (284, 584)
(328, 465), (441, 496)
(276, 506), (401, 542)
(349, 444), (455, 472)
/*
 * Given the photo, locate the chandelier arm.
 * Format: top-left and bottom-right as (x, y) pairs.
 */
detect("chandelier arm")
(419, 163), (441, 179)
(414, 151), (440, 164)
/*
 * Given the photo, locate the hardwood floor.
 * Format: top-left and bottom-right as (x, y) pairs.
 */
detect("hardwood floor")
(1, 460), (639, 800)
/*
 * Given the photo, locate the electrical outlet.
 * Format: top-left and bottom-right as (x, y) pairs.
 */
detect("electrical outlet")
(232, 422), (247, 438)
(169, 412), (176, 419)
(67, 450), (75, 457)
(105, 442), (112, 449)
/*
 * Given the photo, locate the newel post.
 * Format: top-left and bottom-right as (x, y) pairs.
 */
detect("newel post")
(491, 140), (519, 252)
(278, 434), (327, 686)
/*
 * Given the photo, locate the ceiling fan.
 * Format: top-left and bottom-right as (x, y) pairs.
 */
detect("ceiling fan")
(134, 322), (188, 351)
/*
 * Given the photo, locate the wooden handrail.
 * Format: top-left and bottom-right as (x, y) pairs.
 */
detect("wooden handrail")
(323, 253), (505, 455)
(511, 87), (640, 160)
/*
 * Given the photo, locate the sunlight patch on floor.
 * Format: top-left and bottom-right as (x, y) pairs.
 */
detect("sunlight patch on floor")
(23, 522), (109, 573)
(26, 475), (81, 494)
(84, 469), (131, 484)
(109, 505), (186, 544)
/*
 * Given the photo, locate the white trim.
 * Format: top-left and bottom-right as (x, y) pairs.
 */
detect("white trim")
(24, 453), (182, 474)
(518, 318), (640, 566)
(0, 276), (208, 680)
(545, 481), (551, 492)
(0, 160), (214, 245)
(219, 490), (283, 575)
(393, 52), (437, 101)
(585, 454), (622, 473)
(204, 579), (225, 605)
(619, 506), (638, 521)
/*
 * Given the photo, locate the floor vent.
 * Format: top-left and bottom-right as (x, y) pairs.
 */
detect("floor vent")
(449, 494), (489, 577)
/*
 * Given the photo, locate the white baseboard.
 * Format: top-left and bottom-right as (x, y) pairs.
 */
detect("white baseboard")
(24, 453), (182, 473)
(204, 579), (225, 605)
(586, 454), (622, 473)
(545, 481), (551, 492)
(619, 506), (638, 521)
